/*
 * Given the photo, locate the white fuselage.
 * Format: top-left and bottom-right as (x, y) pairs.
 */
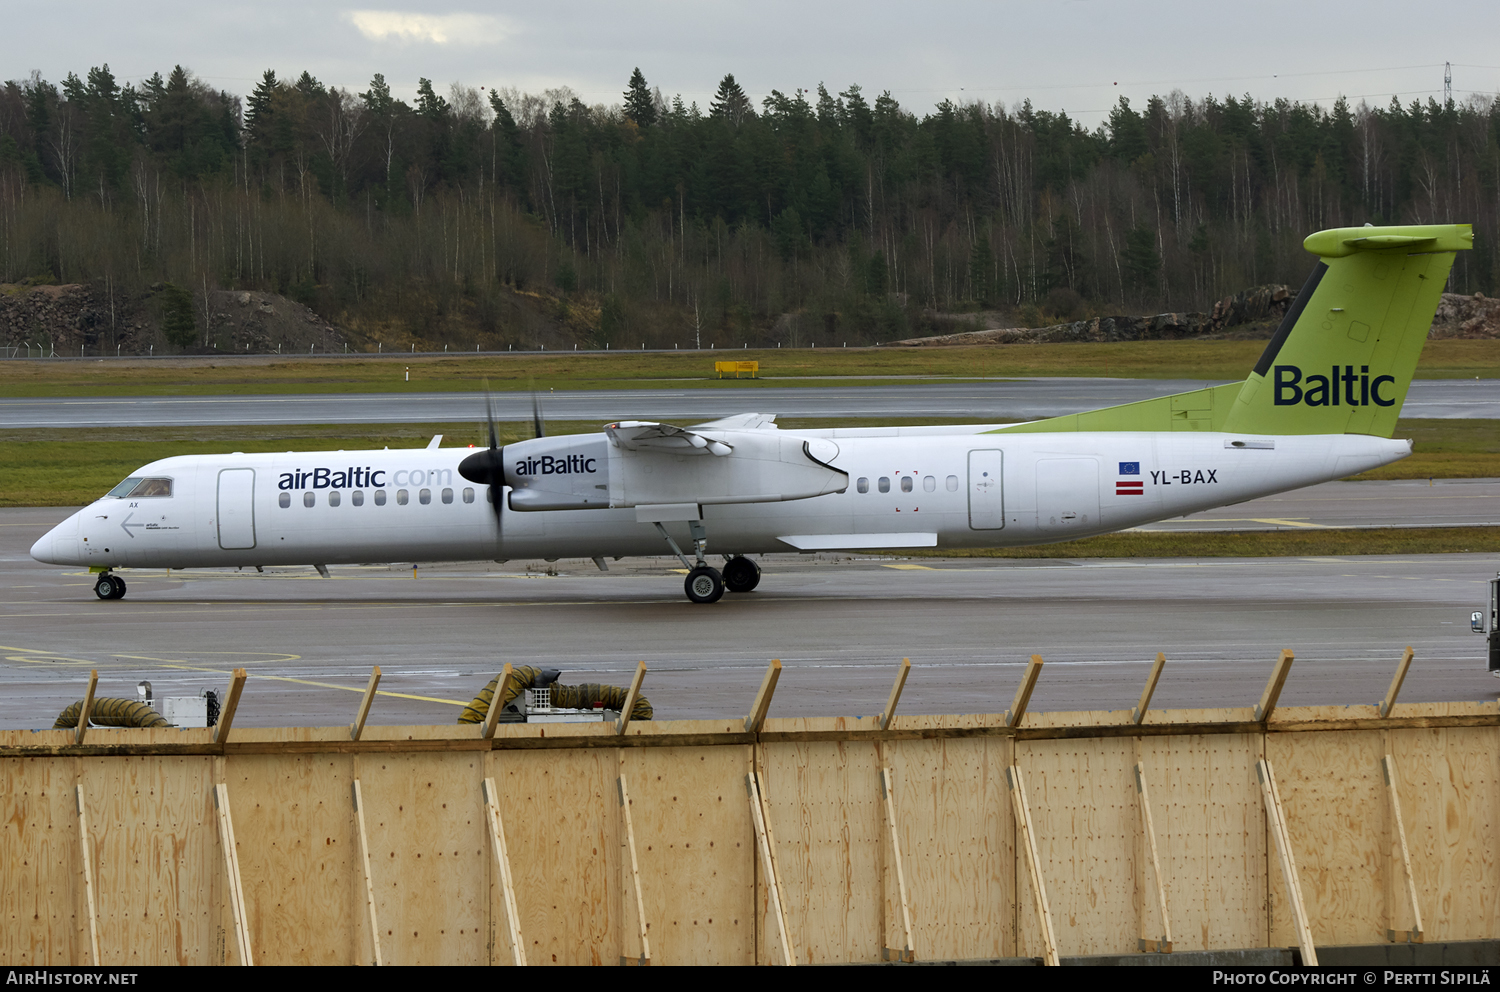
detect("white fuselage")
(31, 428), (1411, 570)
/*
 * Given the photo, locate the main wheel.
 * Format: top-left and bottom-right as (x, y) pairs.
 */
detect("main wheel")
(684, 565), (725, 604)
(94, 575), (123, 600)
(723, 556), (761, 593)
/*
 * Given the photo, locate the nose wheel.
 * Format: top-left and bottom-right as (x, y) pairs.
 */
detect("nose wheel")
(94, 574), (126, 600)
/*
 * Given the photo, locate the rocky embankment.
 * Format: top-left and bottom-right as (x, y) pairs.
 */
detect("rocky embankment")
(0, 283), (345, 356)
(895, 285), (1293, 346)
(893, 286), (1500, 347)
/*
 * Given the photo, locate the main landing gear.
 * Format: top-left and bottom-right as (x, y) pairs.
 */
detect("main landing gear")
(94, 572), (127, 600)
(653, 521), (760, 603)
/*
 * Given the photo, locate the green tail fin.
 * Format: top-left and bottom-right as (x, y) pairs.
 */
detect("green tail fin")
(1220, 224), (1471, 437)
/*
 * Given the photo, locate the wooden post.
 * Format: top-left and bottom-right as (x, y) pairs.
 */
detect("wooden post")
(879, 767), (915, 962)
(349, 666), (381, 741)
(616, 662), (647, 735)
(746, 770), (795, 965)
(212, 783), (254, 966)
(617, 773), (651, 965)
(213, 669), (247, 745)
(1005, 655), (1044, 728)
(74, 784), (100, 966)
(744, 659), (782, 734)
(1254, 650), (1295, 722)
(879, 658), (911, 731)
(1133, 761), (1173, 952)
(1007, 765), (1059, 966)
(1378, 648), (1416, 718)
(481, 665), (513, 740)
(351, 779), (384, 966)
(1382, 755), (1424, 943)
(1132, 653), (1167, 725)
(75, 670), (99, 746)
(1256, 759), (1318, 966)
(481, 777), (526, 966)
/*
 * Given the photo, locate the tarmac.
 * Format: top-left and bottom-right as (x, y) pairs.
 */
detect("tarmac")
(4, 481), (1496, 729)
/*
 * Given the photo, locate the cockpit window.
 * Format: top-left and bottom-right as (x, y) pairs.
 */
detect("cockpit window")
(107, 477), (172, 498)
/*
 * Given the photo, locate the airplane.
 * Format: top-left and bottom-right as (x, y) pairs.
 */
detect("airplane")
(30, 223), (1472, 604)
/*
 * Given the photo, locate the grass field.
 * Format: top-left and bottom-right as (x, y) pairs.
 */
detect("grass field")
(3, 339), (1499, 397)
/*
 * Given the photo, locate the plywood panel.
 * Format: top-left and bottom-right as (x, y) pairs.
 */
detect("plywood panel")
(487, 748), (617, 965)
(1390, 726), (1500, 942)
(888, 734), (1013, 961)
(222, 754), (359, 964)
(1141, 733), (1266, 952)
(357, 753), (489, 964)
(1016, 737), (1137, 957)
(0, 757), (84, 963)
(1266, 731), (1386, 947)
(619, 745), (755, 965)
(760, 738), (884, 964)
(77, 755), (218, 965)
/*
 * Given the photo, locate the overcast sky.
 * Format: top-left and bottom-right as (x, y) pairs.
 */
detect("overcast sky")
(7, 1), (1500, 128)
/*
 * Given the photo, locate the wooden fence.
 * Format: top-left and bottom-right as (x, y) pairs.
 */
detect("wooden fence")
(1, 652), (1496, 965)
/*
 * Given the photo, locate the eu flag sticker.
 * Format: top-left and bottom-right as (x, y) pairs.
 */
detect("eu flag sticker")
(1118, 461), (1140, 475)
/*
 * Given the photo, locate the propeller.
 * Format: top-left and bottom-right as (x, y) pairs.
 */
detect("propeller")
(458, 382), (506, 532)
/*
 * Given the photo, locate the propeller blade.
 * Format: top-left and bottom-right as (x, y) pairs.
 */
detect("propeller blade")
(529, 376), (546, 438)
(459, 380), (505, 533)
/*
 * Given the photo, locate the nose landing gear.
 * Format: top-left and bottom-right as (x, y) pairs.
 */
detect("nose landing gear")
(94, 572), (127, 600)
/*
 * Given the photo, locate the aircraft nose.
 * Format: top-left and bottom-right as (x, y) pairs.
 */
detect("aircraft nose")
(31, 513), (80, 565)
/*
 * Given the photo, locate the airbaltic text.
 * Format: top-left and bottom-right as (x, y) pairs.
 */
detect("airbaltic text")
(513, 455), (598, 476)
(277, 467), (453, 490)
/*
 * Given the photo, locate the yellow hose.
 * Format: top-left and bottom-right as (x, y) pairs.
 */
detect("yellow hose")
(54, 697), (170, 729)
(458, 666), (652, 723)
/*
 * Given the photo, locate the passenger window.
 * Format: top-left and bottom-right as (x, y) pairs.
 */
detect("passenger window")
(352, 490), (364, 506)
(946, 475), (959, 491)
(419, 488), (432, 505)
(462, 488), (475, 504)
(878, 477), (890, 493)
(278, 492), (290, 508)
(857, 477), (869, 493)
(900, 476), (913, 493)
(328, 491), (341, 507)
(303, 492), (315, 508)
(441, 488), (453, 504)
(396, 489), (409, 505)
(486, 487), (494, 503)
(374, 490), (387, 506)
(923, 475), (936, 492)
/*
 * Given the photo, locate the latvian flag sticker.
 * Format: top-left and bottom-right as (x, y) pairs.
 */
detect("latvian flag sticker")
(1116, 461), (1144, 496)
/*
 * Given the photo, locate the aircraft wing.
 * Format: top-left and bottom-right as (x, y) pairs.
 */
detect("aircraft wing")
(502, 421), (847, 511)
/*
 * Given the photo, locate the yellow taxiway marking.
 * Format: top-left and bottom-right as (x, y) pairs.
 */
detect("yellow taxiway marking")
(0, 643), (463, 706)
(111, 653), (468, 706)
(880, 563), (938, 570)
